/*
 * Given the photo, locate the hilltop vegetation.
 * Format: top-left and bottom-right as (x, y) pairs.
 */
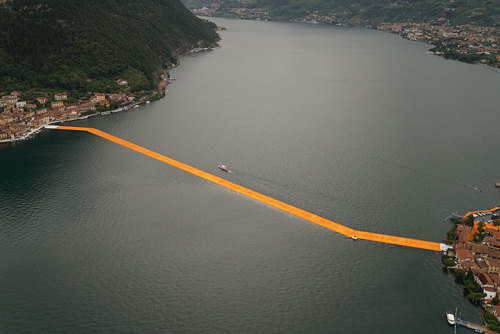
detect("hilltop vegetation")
(0, 0), (219, 93)
(257, 0), (499, 26)
(187, 0), (499, 27)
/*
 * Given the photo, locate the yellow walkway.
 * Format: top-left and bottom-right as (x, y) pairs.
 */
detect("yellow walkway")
(53, 125), (442, 252)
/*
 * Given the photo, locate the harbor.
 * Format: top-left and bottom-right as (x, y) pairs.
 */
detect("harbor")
(447, 309), (489, 333)
(457, 318), (488, 332)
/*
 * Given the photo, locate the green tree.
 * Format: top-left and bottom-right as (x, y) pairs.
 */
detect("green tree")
(484, 312), (500, 325)
(0, 0), (219, 92)
(458, 215), (475, 227)
(447, 226), (458, 243)
(442, 255), (455, 267)
(455, 269), (465, 283)
(467, 292), (486, 300)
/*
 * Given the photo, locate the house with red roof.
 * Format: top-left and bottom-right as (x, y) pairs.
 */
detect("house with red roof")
(455, 248), (474, 264)
(37, 97), (48, 104)
(54, 93), (68, 101)
(51, 101), (65, 111)
(457, 224), (472, 243)
(486, 258), (500, 274)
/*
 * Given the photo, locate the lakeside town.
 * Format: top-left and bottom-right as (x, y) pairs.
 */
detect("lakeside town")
(0, 77), (171, 142)
(192, 7), (499, 67)
(377, 21), (499, 66)
(443, 207), (500, 332)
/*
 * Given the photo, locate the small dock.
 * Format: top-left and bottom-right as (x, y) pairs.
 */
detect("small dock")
(449, 212), (465, 220)
(457, 318), (488, 332)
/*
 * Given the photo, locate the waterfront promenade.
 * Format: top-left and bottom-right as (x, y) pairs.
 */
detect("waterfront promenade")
(50, 125), (444, 252)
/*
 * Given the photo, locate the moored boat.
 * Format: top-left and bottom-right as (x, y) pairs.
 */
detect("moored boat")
(446, 311), (456, 325)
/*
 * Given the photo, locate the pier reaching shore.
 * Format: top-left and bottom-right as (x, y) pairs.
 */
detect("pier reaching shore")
(49, 125), (445, 252)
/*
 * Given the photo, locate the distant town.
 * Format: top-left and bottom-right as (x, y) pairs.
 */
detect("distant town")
(193, 7), (499, 67)
(378, 22), (499, 66)
(0, 77), (171, 142)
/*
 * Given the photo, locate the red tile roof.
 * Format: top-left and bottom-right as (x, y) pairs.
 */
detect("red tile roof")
(491, 274), (500, 287)
(462, 260), (481, 272)
(487, 258), (500, 268)
(456, 248), (474, 261)
(478, 272), (494, 287)
(486, 228), (500, 238)
(457, 224), (472, 242)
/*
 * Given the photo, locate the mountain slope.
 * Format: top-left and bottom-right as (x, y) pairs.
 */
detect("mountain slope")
(250, 0), (500, 26)
(0, 0), (219, 92)
(186, 0), (499, 27)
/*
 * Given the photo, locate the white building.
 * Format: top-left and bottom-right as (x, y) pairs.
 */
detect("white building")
(16, 101), (26, 108)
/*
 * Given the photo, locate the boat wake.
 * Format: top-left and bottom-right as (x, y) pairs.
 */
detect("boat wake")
(229, 169), (350, 206)
(379, 158), (482, 193)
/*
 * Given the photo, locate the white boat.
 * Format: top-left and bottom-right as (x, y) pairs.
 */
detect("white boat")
(218, 164), (229, 172)
(446, 311), (456, 325)
(352, 236), (358, 241)
(146, 101), (150, 104)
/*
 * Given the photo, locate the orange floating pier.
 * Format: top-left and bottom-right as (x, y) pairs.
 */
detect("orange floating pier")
(463, 207), (500, 242)
(51, 125), (444, 252)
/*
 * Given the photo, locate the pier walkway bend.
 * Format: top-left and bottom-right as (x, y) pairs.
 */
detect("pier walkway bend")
(49, 125), (445, 252)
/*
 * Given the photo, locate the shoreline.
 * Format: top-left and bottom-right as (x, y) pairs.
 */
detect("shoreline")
(0, 43), (221, 145)
(199, 14), (499, 69)
(0, 105), (131, 144)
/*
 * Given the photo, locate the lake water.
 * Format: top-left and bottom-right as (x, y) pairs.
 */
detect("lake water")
(1, 17), (499, 333)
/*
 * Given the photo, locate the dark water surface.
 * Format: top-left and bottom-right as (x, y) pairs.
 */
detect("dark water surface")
(1, 18), (499, 333)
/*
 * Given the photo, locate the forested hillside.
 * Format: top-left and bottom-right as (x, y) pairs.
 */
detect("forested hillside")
(187, 0), (499, 27)
(0, 0), (219, 92)
(250, 0), (499, 26)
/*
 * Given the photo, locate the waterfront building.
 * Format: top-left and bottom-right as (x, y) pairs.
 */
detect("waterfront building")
(90, 94), (106, 103)
(109, 94), (126, 101)
(51, 101), (64, 111)
(78, 101), (95, 112)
